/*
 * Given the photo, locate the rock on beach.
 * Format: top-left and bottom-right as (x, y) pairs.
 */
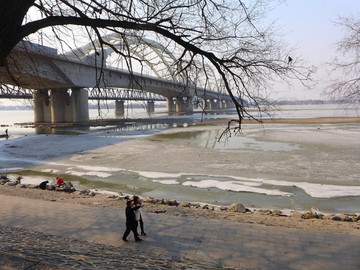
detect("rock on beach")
(228, 203), (246, 213)
(1, 174), (359, 231)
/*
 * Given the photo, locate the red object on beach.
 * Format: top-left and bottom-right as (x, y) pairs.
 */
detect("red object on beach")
(56, 177), (64, 184)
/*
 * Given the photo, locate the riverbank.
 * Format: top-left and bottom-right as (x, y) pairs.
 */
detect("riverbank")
(0, 225), (219, 270)
(2, 186), (359, 270)
(1, 185), (359, 233)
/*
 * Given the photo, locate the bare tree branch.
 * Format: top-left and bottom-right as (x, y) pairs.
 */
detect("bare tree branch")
(0, 0), (314, 129)
(326, 16), (360, 104)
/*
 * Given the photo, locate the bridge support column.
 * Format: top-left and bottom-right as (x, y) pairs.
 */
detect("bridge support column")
(64, 91), (73, 122)
(220, 100), (227, 109)
(50, 89), (67, 123)
(43, 97), (51, 123)
(176, 97), (193, 114)
(210, 99), (220, 110)
(225, 100), (234, 108)
(33, 90), (50, 123)
(50, 89), (72, 123)
(203, 99), (211, 110)
(193, 98), (200, 110)
(147, 101), (155, 113)
(72, 88), (89, 123)
(167, 98), (176, 113)
(115, 100), (125, 116)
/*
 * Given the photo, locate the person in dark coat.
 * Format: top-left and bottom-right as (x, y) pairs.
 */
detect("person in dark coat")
(122, 200), (142, 242)
(39, 181), (49, 190)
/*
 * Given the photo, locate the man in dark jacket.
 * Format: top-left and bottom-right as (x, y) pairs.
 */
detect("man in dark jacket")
(122, 200), (142, 242)
(38, 181), (49, 190)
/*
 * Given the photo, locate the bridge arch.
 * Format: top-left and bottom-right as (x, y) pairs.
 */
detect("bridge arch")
(64, 33), (223, 94)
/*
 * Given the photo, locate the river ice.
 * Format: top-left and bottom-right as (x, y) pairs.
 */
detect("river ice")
(1, 121), (359, 214)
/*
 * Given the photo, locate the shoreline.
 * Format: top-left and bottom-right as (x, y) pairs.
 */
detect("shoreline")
(12, 116), (360, 129)
(1, 184), (359, 270)
(205, 116), (360, 125)
(0, 183), (359, 233)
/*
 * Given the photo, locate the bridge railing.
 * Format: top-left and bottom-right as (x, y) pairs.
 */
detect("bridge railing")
(0, 88), (166, 101)
(89, 88), (166, 101)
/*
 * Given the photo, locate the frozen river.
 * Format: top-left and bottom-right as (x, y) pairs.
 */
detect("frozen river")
(1, 104), (359, 214)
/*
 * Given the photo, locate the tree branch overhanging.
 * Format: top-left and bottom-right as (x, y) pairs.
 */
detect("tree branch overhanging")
(0, 0), (315, 130)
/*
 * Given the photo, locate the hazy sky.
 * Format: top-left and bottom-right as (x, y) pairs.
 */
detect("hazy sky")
(270, 0), (360, 100)
(2, 0), (360, 105)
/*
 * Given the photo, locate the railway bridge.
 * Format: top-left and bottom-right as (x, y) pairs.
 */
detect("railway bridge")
(0, 36), (235, 124)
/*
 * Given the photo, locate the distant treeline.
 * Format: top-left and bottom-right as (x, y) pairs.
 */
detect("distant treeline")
(0, 105), (32, 110)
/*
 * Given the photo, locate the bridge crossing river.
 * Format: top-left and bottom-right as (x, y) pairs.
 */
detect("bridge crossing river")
(0, 39), (235, 124)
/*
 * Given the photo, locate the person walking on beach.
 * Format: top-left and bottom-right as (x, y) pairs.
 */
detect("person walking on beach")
(122, 200), (142, 242)
(133, 196), (147, 236)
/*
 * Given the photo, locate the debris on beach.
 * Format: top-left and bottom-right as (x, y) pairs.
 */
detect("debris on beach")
(0, 175), (76, 193)
(1, 175), (359, 224)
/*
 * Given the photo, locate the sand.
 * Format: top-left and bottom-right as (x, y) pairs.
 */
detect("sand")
(0, 185), (359, 233)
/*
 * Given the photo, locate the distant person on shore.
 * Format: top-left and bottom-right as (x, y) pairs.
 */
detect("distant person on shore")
(0, 129), (9, 139)
(122, 200), (142, 242)
(38, 181), (49, 190)
(56, 177), (65, 187)
(133, 196), (146, 236)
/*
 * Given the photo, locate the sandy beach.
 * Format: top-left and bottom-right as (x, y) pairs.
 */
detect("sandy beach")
(1, 184), (359, 232)
(1, 182), (360, 270)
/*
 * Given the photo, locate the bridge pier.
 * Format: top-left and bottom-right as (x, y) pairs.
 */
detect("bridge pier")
(167, 98), (176, 113)
(50, 89), (71, 123)
(115, 100), (125, 116)
(203, 99), (212, 110)
(33, 90), (50, 123)
(147, 101), (155, 113)
(210, 99), (220, 110)
(220, 100), (227, 109)
(176, 97), (193, 114)
(72, 88), (89, 123)
(33, 88), (89, 124)
(224, 100), (234, 109)
(193, 102), (199, 110)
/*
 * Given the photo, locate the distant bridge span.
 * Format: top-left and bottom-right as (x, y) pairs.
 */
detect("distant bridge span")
(0, 89), (166, 102)
(0, 40), (235, 124)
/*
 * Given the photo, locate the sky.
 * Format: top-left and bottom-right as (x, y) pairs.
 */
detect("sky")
(268, 0), (360, 100)
(2, 0), (360, 105)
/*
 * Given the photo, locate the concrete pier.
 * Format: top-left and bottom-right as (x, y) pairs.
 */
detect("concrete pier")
(33, 90), (50, 123)
(210, 99), (220, 110)
(220, 99), (228, 109)
(115, 100), (125, 116)
(224, 100), (235, 109)
(147, 100), (155, 113)
(167, 98), (176, 113)
(72, 88), (89, 123)
(50, 89), (68, 123)
(33, 88), (89, 124)
(176, 97), (193, 114)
